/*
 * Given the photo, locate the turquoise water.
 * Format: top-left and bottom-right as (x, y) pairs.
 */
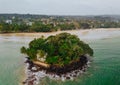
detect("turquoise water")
(0, 36), (120, 85)
(39, 37), (120, 85)
(0, 40), (26, 85)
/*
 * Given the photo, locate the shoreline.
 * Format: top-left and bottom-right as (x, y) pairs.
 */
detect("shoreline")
(19, 65), (27, 85)
(0, 28), (120, 42)
(0, 28), (120, 35)
(23, 55), (91, 85)
(0, 28), (120, 36)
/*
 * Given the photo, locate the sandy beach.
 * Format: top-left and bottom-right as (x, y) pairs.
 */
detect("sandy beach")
(0, 28), (120, 42)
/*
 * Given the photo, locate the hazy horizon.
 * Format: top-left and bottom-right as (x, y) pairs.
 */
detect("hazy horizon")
(0, 0), (120, 15)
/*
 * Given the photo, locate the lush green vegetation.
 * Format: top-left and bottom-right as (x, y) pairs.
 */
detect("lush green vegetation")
(21, 33), (93, 66)
(1, 14), (120, 33)
(0, 22), (76, 33)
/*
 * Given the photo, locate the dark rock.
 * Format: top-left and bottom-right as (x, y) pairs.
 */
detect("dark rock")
(22, 81), (26, 84)
(73, 75), (77, 77)
(25, 55), (89, 77)
(66, 77), (70, 79)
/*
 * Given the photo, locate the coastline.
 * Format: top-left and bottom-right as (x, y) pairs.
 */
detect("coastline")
(0, 28), (120, 42)
(19, 66), (27, 85)
(0, 28), (120, 35)
(23, 55), (91, 85)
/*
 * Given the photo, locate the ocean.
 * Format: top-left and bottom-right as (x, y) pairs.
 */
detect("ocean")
(0, 35), (120, 85)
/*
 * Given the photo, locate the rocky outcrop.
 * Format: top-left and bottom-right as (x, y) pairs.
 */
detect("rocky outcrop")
(23, 55), (91, 85)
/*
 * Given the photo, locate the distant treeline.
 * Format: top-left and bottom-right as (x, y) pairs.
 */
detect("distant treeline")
(0, 14), (120, 33)
(0, 22), (76, 33)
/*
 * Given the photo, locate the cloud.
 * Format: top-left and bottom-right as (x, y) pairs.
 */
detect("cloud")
(0, 0), (120, 15)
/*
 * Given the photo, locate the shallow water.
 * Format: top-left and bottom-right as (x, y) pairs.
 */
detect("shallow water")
(0, 35), (120, 85)
(39, 37), (120, 85)
(0, 40), (26, 85)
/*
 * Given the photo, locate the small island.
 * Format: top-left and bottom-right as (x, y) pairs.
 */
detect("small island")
(21, 33), (93, 85)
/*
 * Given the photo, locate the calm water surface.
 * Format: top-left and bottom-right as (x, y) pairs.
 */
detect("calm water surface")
(0, 39), (27, 85)
(0, 36), (120, 85)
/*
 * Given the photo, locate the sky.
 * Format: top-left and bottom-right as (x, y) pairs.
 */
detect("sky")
(0, 0), (120, 15)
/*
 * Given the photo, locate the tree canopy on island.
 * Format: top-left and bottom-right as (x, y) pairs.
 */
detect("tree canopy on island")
(21, 33), (93, 66)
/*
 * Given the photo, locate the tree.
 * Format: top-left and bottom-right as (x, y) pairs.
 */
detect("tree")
(21, 33), (93, 66)
(21, 47), (27, 54)
(0, 23), (11, 33)
(80, 23), (91, 29)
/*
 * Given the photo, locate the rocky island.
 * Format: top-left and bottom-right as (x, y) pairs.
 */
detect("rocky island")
(21, 33), (93, 85)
